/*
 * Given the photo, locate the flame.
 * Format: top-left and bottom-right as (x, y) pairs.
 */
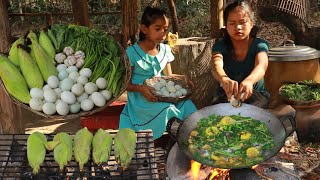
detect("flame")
(190, 160), (230, 180)
(190, 160), (203, 179)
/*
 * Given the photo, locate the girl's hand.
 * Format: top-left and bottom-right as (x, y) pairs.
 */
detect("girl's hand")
(221, 77), (238, 101)
(140, 85), (158, 102)
(237, 79), (254, 101)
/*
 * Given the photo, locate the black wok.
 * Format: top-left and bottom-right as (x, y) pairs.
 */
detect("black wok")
(166, 103), (295, 169)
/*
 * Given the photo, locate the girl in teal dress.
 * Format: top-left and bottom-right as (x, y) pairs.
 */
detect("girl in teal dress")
(211, 1), (270, 108)
(119, 6), (197, 139)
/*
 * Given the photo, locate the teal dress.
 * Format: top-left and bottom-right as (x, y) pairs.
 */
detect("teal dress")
(119, 42), (198, 139)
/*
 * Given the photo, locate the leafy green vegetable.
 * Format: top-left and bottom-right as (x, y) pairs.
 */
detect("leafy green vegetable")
(280, 80), (320, 101)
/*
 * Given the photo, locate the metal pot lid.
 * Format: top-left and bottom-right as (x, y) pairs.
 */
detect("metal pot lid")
(268, 40), (320, 61)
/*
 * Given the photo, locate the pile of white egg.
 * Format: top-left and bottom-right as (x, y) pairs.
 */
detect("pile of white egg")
(153, 78), (188, 98)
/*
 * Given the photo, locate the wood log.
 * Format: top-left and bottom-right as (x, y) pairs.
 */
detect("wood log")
(170, 37), (218, 109)
(0, 0), (11, 52)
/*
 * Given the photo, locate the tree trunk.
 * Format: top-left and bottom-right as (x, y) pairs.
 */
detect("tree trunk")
(71, 0), (90, 27)
(170, 37), (217, 109)
(0, 0), (11, 53)
(210, 0), (224, 39)
(259, 7), (320, 49)
(166, 0), (179, 33)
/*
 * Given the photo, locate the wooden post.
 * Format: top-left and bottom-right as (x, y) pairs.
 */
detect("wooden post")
(121, 0), (138, 48)
(210, 0), (224, 39)
(0, 0), (11, 52)
(71, 0), (90, 27)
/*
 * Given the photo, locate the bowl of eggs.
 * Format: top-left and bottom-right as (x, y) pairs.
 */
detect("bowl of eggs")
(144, 76), (192, 104)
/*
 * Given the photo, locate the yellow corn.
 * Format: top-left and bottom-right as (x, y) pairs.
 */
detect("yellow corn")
(39, 30), (56, 64)
(27, 132), (47, 174)
(17, 46), (44, 89)
(0, 55), (31, 104)
(74, 127), (93, 171)
(28, 31), (58, 82)
(92, 128), (112, 166)
(8, 37), (24, 67)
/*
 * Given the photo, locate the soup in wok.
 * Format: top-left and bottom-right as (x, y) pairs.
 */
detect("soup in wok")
(187, 114), (274, 167)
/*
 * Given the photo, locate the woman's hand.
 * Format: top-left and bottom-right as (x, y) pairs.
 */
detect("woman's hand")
(221, 77), (238, 101)
(140, 85), (158, 102)
(237, 79), (254, 101)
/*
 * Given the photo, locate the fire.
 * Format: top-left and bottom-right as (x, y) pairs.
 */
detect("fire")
(189, 160), (230, 180)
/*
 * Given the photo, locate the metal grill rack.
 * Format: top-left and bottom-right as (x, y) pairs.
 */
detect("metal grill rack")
(257, 0), (309, 21)
(0, 130), (165, 180)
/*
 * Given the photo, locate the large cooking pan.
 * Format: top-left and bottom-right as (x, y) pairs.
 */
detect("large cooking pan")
(166, 103), (295, 169)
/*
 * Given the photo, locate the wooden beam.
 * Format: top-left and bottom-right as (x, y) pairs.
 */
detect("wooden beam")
(71, 0), (90, 27)
(210, 0), (224, 39)
(0, 0), (11, 52)
(121, 0), (138, 48)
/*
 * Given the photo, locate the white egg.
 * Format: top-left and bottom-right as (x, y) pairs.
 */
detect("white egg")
(47, 76), (59, 89)
(58, 70), (69, 81)
(43, 89), (57, 103)
(56, 101), (69, 115)
(166, 85), (177, 93)
(167, 80), (175, 86)
(42, 102), (56, 115)
(176, 90), (183, 97)
(154, 82), (163, 91)
(169, 92), (177, 98)
(174, 84), (182, 90)
(29, 98), (44, 111)
(180, 88), (188, 96)
(160, 87), (168, 93)
(162, 90), (170, 97)
(160, 79), (167, 86)
(69, 102), (81, 113)
(30, 88), (44, 100)
(156, 91), (162, 95)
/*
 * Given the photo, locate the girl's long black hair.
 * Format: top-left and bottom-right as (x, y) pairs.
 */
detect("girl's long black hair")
(139, 6), (168, 41)
(222, 0), (257, 59)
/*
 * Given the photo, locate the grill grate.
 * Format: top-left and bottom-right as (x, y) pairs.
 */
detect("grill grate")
(0, 131), (164, 180)
(257, 0), (309, 21)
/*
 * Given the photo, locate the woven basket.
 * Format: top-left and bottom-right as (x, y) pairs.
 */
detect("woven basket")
(0, 42), (131, 119)
(278, 85), (320, 107)
(144, 76), (192, 104)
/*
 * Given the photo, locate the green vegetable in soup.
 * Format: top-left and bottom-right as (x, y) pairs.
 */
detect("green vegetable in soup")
(188, 114), (274, 168)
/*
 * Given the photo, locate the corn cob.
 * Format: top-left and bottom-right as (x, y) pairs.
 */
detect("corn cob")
(17, 45), (44, 89)
(114, 128), (137, 170)
(74, 127), (93, 171)
(27, 132), (47, 174)
(52, 132), (73, 170)
(8, 37), (24, 67)
(28, 31), (58, 82)
(92, 128), (112, 166)
(0, 55), (31, 104)
(39, 30), (56, 64)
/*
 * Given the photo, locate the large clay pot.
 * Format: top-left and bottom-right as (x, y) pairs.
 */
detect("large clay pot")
(265, 41), (320, 108)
